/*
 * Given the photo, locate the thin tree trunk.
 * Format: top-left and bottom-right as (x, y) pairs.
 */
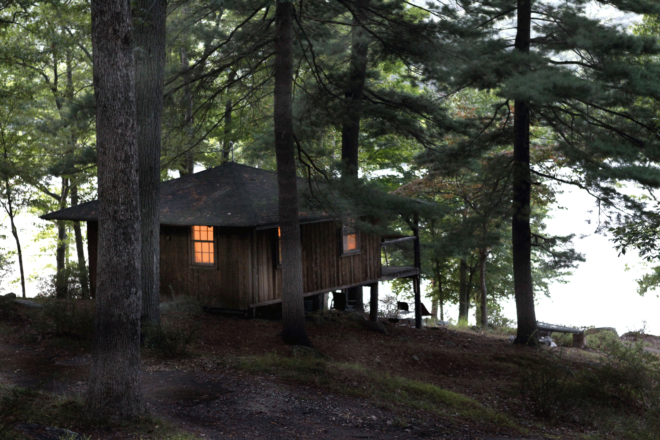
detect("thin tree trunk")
(458, 258), (468, 323)
(479, 247), (488, 328)
(55, 177), (69, 299)
(2, 174), (26, 298)
(134, 0), (166, 328)
(71, 186), (90, 299)
(369, 283), (378, 321)
(341, 0), (370, 177)
(431, 295), (438, 320)
(512, 0), (537, 345)
(86, 0), (146, 418)
(274, 0), (311, 347)
(222, 70), (236, 163)
(341, 1), (370, 307)
(180, 45), (194, 175)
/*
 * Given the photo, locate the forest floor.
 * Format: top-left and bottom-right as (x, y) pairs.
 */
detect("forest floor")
(0, 299), (658, 440)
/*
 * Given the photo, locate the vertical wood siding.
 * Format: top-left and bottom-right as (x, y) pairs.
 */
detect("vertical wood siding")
(253, 221), (380, 305)
(85, 220), (380, 310)
(159, 225), (252, 309)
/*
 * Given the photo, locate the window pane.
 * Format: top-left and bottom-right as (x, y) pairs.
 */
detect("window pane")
(347, 234), (357, 250)
(193, 226), (200, 241)
(195, 242), (202, 253)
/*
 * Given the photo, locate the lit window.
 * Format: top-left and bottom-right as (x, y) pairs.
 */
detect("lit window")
(278, 227), (282, 265)
(192, 226), (215, 265)
(342, 219), (359, 254)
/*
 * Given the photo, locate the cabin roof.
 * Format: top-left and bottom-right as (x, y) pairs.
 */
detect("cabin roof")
(41, 162), (329, 227)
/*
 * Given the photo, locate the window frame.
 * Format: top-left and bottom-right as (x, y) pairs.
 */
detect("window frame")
(190, 225), (217, 269)
(340, 218), (361, 257)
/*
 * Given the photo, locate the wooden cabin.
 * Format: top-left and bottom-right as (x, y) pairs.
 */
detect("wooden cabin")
(42, 163), (418, 313)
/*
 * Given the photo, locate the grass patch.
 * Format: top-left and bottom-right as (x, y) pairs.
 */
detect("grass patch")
(0, 385), (188, 440)
(238, 352), (520, 430)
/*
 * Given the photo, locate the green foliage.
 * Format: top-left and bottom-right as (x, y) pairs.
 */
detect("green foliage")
(0, 387), (35, 439)
(520, 362), (580, 420)
(40, 299), (95, 340)
(143, 322), (199, 358)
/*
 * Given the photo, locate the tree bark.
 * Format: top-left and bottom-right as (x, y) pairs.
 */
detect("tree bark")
(341, 1), (369, 305)
(369, 283), (378, 321)
(2, 172), (26, 298)
(222, 70), (236, 163)
(274, 0), (311, 347)
(458, 258), (469, 323)
(341, 0), (370, 177)
(71, 186), (90, 299)
(55, 177), (69, 299)
(134, 0), (166, 328)
(512, 0), (538, 345)
(86, 0), (146, 418)
(479, 247), (488, 327)
(180, 45), (194, 175)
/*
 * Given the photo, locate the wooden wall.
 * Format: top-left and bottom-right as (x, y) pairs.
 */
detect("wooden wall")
(87, 220), (380, 310)
(159, 225), (253, 309)
(252, 221), (381, 306)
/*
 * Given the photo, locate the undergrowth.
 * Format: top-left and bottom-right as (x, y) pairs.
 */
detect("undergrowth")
(0, 385), (190, 440)
(238, 351), (520, 431)
(520, 331), (660, 439)
(143, 321), (199, 358)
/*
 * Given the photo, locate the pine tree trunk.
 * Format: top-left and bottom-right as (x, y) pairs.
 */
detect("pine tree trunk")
(71, 186), (90, 299)
(274, 0), (311, 347)
(341, 1), (369, 305)
(180, 44), (194, 175)
(341, 0), (370, 177)
(86, 0), (146, 418)
(512, 0), (537, 345)
(369, 283), (378, 321)
(222, 71), (235, 163)
(55, 178), (69, 299)
(134, 0), (166, 328)
(479, 247), (488, 327)
(458, 258), (469, 323)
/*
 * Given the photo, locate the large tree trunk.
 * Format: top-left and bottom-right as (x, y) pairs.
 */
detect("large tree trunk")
(71, 186), (90, 299)
(55, 178), (69, 299)
(86, 0), (146, 418)
(458, 258), (469, 323)
(222, 70), (236, 163)
(134, 0), (166, 328)
(274, 0), (311, 347)
(512, 0), (537, 345)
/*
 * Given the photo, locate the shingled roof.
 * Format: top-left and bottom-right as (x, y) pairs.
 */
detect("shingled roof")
(41, 162), (329, 227)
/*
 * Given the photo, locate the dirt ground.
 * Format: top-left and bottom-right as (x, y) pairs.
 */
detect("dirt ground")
(0, 305), (641, 440)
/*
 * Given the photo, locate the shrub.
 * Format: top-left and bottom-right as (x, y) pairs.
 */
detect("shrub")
(0, 387), (36, 439)
(143, 322), (199, 358)
(586, 333), (660, 412)
(520, 361), (580, 420)
(40, 300), (95, 340)
(0, 295), (17, 320)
